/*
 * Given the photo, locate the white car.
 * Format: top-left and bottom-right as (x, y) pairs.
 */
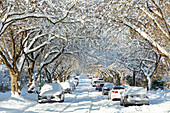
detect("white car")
(120, 86), (149, 106)
(91, 78), (99, 86)
(38, 83), (64, 103)
(92, 79), (104, 87)
(108, 86), (127, 101)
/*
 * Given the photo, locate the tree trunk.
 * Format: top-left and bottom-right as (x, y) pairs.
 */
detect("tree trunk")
(132, 71), (136, 86)
(117, 74), (121, 86)
(27, 67), (33, 88)
(122, 73), (125, 86)
(27, 61), (35, 93)
(10, 71), (21, 95)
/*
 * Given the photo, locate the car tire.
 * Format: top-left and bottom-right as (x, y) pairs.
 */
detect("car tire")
(108, 96), (110, 100)
(123, 102), (128, 107)
(120, 100), (123, 106)
(59, 94), (64, 103)
(38, 99), (45, 104)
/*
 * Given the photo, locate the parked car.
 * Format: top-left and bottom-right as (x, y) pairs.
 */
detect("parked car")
(59, 81), (72, 94)
(88, 75), (93, 79)
(38, 83), (64, 103)
(72, 79), (79, 87)
(74, 77), (79, 86)
(120, 86), (149, 106)
(108, 86), (127, 101)
(96, 82), (105, 91)
(69, 81), (76, 90)
(91, 78), (98, 86)
(92, 79), (104, 87)
(102, 83), (114, 95)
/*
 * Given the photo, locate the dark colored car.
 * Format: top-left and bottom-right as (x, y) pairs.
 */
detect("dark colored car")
(96, 83), (105, 91)
(102, 83), (114, 95)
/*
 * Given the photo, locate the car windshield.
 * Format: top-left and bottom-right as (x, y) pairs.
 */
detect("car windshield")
(113, 86), (124, 89)
(127, 87), (146, 94)
(95, 81), (103, 83)
(100, 84), (104, 87)
(105, 83), (114, 86)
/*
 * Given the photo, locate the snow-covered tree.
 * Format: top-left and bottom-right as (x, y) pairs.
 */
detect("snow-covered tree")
(0, 0), (77, 95)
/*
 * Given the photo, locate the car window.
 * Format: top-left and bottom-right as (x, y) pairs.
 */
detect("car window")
(105, 84), (114, 86)
(100, 84), (104, 87)
(113, 87), (124, 89)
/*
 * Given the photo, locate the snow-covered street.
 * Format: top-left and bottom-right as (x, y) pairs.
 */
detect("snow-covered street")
(0, 78), (170, 113)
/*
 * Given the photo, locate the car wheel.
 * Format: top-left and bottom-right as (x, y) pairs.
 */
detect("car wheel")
(120, 100), (123, 106)
(144, 103), (149, 105)
(59, 94), (64, 103)
(122, 100), (127, 107)
(38, 99), (45, 104)
(108, 96), (110, 100)
(38, 95), (44, 103)
(123, 102), (128, 107)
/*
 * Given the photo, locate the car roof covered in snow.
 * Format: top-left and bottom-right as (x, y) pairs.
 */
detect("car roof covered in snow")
(104, 83), (114, 86)
(40, 83), (63, 96)
(125, 86), (147, 95)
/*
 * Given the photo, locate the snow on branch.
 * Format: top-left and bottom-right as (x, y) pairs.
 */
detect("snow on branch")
(17, 54), (25, 72)
(123, 21), (170, 60)
(38, 45), (66, 73)
(140, 8), (170, 41)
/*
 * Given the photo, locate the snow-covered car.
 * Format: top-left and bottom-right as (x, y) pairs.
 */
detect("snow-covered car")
(72, 78), (79, 86)
(92, 79), (104, 87)
(91, 78), (98, 86)
(74, 77), (79, 86)
(102, 83), (114, 95)
(88, 75), (93, 79)
(120, 86), (149, 106)
(108, 86), (127, 101)
(69, 81), (76, 90)
(38, 83), (64, 103)
(60, 81), (72, 94)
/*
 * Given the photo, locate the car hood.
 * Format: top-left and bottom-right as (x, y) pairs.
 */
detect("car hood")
(40, 90), (62, 96)
(39, 83), (63, 96)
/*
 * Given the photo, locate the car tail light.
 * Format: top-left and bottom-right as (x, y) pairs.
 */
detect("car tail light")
(112, 91), (118, 93)
(125, 95), (128, 98)
(146, 96), (149, 99)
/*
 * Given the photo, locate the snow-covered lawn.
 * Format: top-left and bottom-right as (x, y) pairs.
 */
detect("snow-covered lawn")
(0, 79), (170, 113)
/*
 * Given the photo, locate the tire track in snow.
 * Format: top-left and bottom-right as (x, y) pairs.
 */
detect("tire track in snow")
(59, 92), (78, 113)
(61, 79), (94, 113)
(88, 88), (93, 113)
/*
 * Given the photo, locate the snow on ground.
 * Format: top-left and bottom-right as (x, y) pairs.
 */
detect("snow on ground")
(0, 78), (170, 113)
